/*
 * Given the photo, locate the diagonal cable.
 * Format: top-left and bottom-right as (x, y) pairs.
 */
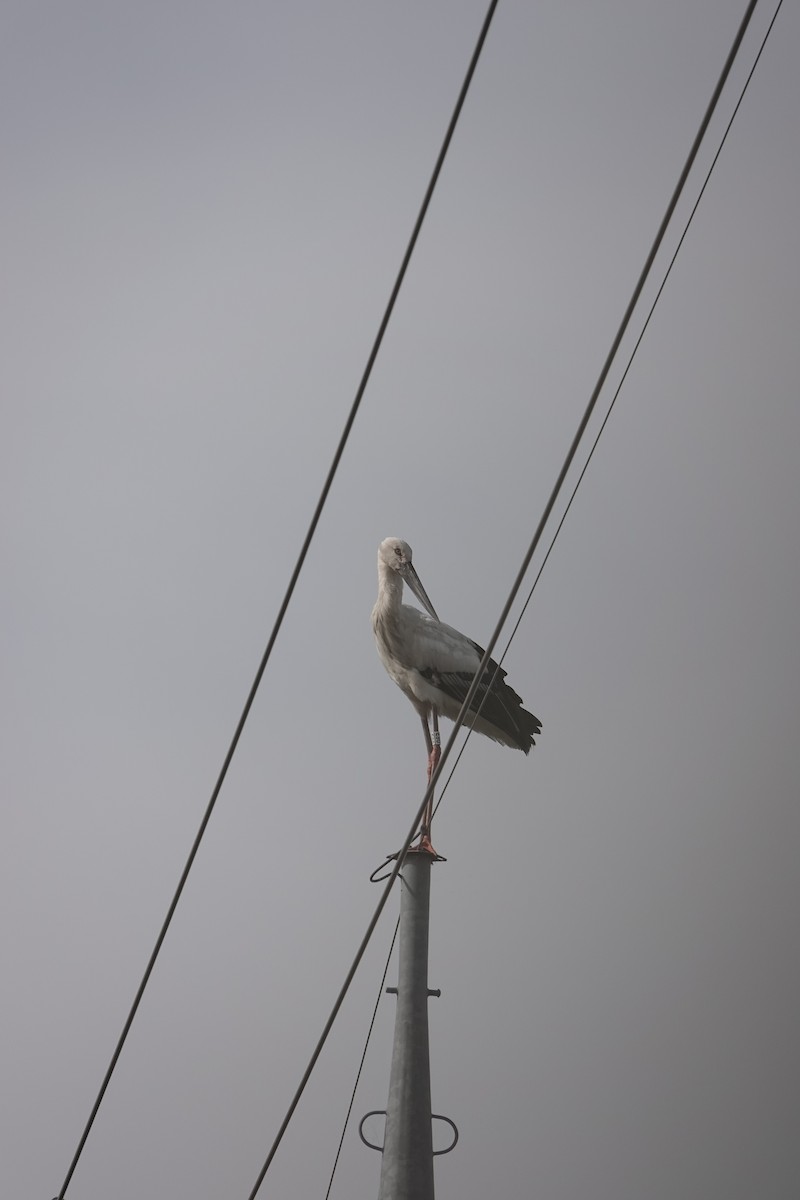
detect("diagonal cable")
(243, 2), (759, 1194)
(323, 915), (400, 1200)
(432, 0), (784, 824)
(53, 2), (502, 1195)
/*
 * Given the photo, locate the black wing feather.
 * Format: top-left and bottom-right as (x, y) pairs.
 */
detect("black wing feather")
(421, 644), (541, 753)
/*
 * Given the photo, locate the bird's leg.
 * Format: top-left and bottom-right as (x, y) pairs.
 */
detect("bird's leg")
(421, 715), (434, 791)
(429, 709), (441, 783)
(417, 715), (438, 855)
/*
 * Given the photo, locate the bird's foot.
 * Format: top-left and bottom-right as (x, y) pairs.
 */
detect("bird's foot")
(412, 830), (439, 857)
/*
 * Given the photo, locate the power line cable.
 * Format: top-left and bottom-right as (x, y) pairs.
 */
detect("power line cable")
(242, 3), (759, 1195)
(53, 1), (502, 1195)
(431, 0), (784, 824)
(242, 8), (506, 1200)
(323, 916), (400, 1200)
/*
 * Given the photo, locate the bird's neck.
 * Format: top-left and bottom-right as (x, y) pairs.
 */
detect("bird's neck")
(375, 565), (404, 616)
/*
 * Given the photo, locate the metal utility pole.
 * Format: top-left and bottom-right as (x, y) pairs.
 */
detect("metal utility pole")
(361, 847), (457, 1199)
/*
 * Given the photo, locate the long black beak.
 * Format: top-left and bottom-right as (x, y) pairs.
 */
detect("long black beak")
(404, 563), (439, 622)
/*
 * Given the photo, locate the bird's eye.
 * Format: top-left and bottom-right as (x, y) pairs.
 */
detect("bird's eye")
(394, 547), (402, 557)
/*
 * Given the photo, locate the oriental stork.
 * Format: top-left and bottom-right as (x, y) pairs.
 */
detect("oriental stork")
(372, 537), (540, 847)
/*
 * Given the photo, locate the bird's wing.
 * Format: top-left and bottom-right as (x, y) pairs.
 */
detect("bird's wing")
(402, 607), (541, 750)
(403, 608), (516, 712)
(400, 606), (482, 675)
(425, 656), (542, 750)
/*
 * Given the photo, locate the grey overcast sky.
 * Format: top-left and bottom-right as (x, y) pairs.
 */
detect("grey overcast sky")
(3, 2), (799, 1198)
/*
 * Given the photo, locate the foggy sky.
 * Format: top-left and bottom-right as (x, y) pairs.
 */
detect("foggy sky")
(3, 3), (799, 1198)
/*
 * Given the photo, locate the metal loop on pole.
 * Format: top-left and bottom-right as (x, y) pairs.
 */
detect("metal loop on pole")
(369, 841), (448, 883)
(358, 1110), (386, 1152)
(369, 855), (397, 883)
(431, 1113), (459, 1155)
(359, 1110), (458, 1156)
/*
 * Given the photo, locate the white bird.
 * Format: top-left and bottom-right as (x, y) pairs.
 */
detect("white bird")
(372, 537), (541, 845)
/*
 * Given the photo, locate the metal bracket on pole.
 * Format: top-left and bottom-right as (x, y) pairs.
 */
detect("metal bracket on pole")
(358, 1111), (459, 1157)
(359, 1111), (387, 1153)
(369, 846), (446, 884)
(385, 987), (440, 997)
(431, 1114), (459, 1156)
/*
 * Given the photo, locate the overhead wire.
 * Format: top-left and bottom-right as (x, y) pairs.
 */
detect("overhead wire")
(53, 1), (503, 1196)
(323, 915), (401, 1200)
(431, 0), (785, 825)
(243, 2), (761, 1195)
(241, 7), (504, 1197)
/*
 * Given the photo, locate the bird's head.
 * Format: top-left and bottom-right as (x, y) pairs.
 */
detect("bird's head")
(377, 537), (438, 620)
(378, 536), (414, 574)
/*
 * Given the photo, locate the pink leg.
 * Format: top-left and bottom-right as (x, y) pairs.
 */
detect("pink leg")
(418, 713), (440, 854)
(420, 715), (434, 790)
(428, 709), (441, 783)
